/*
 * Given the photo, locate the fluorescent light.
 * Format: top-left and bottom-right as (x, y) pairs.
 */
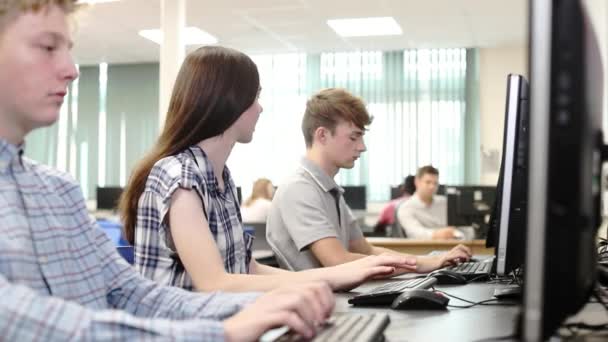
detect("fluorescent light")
(138, 27), (218, 45)
(327, 17), (402, 37)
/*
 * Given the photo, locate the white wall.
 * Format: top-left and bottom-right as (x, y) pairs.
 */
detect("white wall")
(478, 45), (528, 185)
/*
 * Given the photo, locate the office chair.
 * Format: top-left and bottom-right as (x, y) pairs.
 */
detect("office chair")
(390, 200), (407, 238)
(117, 246), (134, 265)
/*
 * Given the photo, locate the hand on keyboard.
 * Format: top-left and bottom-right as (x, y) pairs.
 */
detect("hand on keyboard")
(262, 313), (390, 342)
(320, 254), (418, 290)
(224, 282), (335, 342)
(416, 244), (472, 273)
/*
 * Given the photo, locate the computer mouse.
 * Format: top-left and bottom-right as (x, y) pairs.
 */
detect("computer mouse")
(390, 289), (449, 310)
(429, 270), (468, 285)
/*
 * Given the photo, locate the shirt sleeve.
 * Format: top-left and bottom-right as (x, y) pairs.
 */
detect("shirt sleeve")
(277, 182), (339, 251)
(83, 179), (260, 324)
(397, 204), (434, 239)
(94, 225), (259, 321)
(134, 157), (207, 281)
(0, 270), (233, 341)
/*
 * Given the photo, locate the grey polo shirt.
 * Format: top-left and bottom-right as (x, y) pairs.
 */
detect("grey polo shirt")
(266, 157), (364, 271)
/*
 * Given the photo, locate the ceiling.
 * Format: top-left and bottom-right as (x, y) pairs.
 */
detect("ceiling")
(72, 0), (527, 65)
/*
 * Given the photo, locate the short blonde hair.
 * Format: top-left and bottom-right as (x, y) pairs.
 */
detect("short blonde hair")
(0, 0), (79, 31)
(302, 88), (372, 148)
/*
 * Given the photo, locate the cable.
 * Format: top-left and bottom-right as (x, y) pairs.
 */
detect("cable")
(594, 285), (608, 311)
(433, 289), (518, 308)
(557, 286), (608, 339)
(447, 298), (515, 309)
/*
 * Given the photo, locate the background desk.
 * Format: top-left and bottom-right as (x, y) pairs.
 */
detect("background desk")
(367, 238), (494, 255)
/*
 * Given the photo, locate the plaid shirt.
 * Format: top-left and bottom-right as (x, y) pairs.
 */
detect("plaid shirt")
(0, 138), (259, 341)
(135, 146), (253, 290)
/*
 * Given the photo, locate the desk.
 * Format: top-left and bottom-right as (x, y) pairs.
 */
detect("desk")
(367, 238), (494, 255)
(337, 276), (608, 341)
(338, 277), (518, 341)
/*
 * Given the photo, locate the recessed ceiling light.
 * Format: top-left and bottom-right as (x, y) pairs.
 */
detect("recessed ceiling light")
(138, 27), (218, 45)
(327, 17), (403, 37)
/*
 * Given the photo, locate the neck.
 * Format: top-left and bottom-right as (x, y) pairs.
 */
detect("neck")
(197, 135), (235, 188)
(306, 148), (339, 178)
(418, 193), (433, 205)
(0, 114), (26, 145)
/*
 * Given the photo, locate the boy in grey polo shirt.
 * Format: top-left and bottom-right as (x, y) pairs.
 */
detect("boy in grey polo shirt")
(267, 88), (472, 272)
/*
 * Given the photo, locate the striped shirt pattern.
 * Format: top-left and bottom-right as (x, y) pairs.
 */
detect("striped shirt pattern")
(0, 138), (258, 341)
(135, 146), (253, 290)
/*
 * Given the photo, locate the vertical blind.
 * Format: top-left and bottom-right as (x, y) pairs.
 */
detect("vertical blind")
(25, 49), (474, 202)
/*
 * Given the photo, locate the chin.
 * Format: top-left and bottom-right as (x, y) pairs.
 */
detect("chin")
(33, 111), (61, 128)
(237, 135), (254, 144)
(340, 161), (355, 169)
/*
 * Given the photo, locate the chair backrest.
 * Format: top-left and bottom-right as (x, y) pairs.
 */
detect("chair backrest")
(117, 246), (134, 265)
(243, 222), (271, 250)
(391, 200), (407, 238)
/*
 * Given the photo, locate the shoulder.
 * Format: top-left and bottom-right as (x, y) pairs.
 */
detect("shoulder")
(25, 157), (81, 193)
(146, 151), (202, 193)
(433, 195), (447, 205)
(276, 176), (321, 200)
(257, 198), (273, 208)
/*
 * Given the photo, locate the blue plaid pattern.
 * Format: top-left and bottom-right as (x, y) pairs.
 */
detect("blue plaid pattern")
(0, 139), (259, 341)
(135, 146), (253, 290)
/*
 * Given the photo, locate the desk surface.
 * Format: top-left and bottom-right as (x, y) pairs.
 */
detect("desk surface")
(337, 275), (607, 341)
(339, 276), (519, 341)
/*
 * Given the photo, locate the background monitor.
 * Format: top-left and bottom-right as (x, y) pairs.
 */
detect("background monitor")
(96, 186), (123, 211)
(445, 185), (496, 237)
(522, 0), (603, 339)
(486, 73), (530, 277)
(236, 186), (242, 204)
(342, 185), (367, 210)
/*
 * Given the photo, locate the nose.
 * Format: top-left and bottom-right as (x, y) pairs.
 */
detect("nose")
(61, 52), (79, 82)
(358, 140), (367, 152)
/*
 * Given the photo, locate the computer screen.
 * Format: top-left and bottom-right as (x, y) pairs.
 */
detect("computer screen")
(96, 186), (123, 211)
(486, 74), (529, 277)
(521, 0), (604, 339)
(446, 185), (496, 236)
(342, 186), (367, 210)
(236, 186), (242, 204)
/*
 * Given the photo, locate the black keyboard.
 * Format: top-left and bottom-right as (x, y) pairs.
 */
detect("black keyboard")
(264, 313), (390, 342)
(445, 261), (492, 280)
(348, 276), (437, 306)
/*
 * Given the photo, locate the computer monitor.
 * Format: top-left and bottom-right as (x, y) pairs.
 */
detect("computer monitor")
(236, 186), (242, 204)
(446, 185), (496, 236)
(96, 186), (123, 211)
(342, 186), (367, 210)
(485, 74), (529, 277)
(521, 0), (604, 340)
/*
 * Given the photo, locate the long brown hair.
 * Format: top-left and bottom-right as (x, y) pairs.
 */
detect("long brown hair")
(119, 45), (260, 244)
(243, 178), (273, 207)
